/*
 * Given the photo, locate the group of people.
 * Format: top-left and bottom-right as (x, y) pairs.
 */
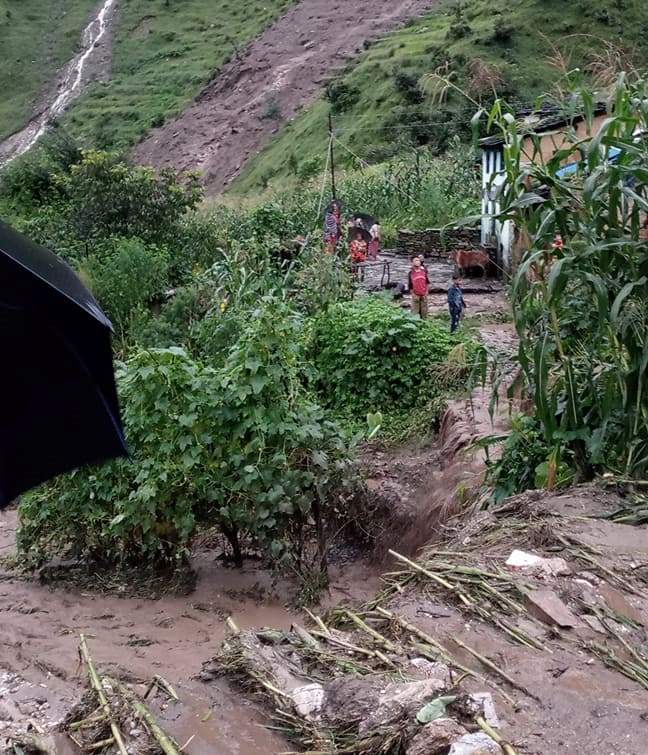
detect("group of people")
(323, 200), (467, 333)
(323, 200), (381, 263)
(408, 254), (467, 333)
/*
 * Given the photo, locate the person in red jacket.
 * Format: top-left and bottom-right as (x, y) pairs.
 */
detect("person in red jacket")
(408, 255), (429, 319)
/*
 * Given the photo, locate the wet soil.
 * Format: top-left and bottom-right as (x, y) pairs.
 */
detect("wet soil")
(134, 0), (440, 193)
(0, 509), (379, 753)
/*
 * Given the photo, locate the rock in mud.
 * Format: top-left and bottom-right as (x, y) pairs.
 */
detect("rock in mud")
(359, 678), (449, 734)
(322, 676), (446, 733)
(505, 549), (570, 578)
(291, 683), (325, 721)
(523, 588), (581, 628)
(449, 731), (503, 754)
(467, 692), (500, 728)
(406, 718), (468, 755)
(407, 658), (452, 686)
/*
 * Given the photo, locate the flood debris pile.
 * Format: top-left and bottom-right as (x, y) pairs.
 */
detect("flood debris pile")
(4, 636), (185, 755)
(205, 484), (648, 754)
(202, 617), (515, 754)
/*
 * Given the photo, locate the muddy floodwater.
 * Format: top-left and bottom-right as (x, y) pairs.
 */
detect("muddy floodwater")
(0, 509), (380, 753)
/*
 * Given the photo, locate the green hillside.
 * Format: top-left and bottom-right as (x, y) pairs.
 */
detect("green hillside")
(0, 0), (98, 140)
(65, 0), (295, 150)
(233, 0), (648, 193)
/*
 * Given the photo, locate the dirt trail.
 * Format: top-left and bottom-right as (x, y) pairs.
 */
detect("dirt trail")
(134, 0), (440, 193)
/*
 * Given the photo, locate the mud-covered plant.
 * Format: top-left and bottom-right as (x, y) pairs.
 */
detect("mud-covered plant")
(481, 74), (648, 478)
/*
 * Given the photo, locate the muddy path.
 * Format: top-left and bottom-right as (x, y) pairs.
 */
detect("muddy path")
(0, 0), (117, 165)
(0, 509), (380, 753)
(134, 0), (440, 194)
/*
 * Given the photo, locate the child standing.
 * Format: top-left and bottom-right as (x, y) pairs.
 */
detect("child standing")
(447, 275), (466, 333)
(408, 255), (429, 319)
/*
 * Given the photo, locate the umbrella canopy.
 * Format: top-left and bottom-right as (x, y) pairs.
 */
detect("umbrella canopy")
(347, 226), (372, 244)
(350, 213), (377, 232)
(0, 220), (127, 507)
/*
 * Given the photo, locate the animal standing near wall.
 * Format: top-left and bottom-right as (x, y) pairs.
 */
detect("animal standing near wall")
(449, 249), (490, 278)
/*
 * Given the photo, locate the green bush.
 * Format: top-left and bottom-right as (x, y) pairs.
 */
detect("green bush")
(18, 348), (219, 565)
(308, 296), (464, 422)
(19, 301), (354, 575)
(82, 238), (170, 336)
(484, 416), (574, 503)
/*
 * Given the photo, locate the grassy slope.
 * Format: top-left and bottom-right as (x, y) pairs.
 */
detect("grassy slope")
(233, 0), (648, 193)
(0, 0), (98, 140)
(64, 0), (295, 150)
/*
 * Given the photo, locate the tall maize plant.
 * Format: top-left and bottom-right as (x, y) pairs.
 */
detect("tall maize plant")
(485, 75), (648, 478)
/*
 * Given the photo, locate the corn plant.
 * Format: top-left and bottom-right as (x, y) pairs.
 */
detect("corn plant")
(483, 74), (648, 478)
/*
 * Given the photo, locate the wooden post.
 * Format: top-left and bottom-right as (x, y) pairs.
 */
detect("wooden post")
(328, 112), (337, 199)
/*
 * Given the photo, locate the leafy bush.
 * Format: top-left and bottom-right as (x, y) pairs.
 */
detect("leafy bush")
(308, 297), (466, 427)
(325, 81), (359, 114)
(83, 238), (170, 336)
(484, 416), (573, 503)
(18, 348), (220, 565)
(19, 301), (354, 576)
(57, 150), (202, 247)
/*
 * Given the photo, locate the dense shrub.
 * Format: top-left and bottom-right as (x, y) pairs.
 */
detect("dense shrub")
(483, 415), (574, 503)
(19, 300), (354, 574)
(18, 348), (219, 565)
(308, 296), (463, 420)
(57, 151), (202, 247)
(83, 238), (170, 335)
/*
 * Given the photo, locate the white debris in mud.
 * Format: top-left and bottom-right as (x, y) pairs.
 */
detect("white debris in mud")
(505, 549), (570, 578)
(291, 683), (325, 721)
(467, 692), (500, 728)
(449, 731), (503, 754)
(406, 718), (467, 755)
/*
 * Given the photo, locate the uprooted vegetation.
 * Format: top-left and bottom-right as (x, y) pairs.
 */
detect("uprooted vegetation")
(204, 482), (648, 754)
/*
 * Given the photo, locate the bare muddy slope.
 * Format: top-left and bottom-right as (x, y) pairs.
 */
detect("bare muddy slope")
(134, 0), (439, 194)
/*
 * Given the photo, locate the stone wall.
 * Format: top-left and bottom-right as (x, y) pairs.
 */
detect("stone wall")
(396, 227), (482, 259)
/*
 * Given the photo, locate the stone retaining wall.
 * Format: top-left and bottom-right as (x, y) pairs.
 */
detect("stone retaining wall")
(396, 227), (482, 259)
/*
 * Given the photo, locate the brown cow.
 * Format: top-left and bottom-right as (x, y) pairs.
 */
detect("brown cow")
(448, 248), (489, 278)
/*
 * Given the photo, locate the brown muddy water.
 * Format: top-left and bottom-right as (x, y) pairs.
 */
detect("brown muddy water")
(0, 509), (380, 753)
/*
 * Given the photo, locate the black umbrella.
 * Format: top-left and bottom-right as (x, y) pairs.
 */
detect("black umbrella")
(350, 213), (377, 232)
(0, 220), (127, 507)
(347, 226), (372, 244)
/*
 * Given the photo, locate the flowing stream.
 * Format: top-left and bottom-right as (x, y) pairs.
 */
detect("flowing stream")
(0, 0), (117, 165)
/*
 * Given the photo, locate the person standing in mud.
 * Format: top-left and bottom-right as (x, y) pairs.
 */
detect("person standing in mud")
(408, 255), (429, 319)
(368, 220), (381, 260)
(323, 200), (342, 254)
(447, 275), (466, 333)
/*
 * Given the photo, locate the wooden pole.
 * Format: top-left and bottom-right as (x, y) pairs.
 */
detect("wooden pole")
(328, 111), (337, 199)
(78, 635), (128, 755)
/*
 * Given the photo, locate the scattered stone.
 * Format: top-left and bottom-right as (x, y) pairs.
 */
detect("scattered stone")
(581, 614), (606, 635)
(467, 692), (500, 728)
(407, 658), (452, 686)
(406, 718), (468, 755)
(598, 583), (645, 625)
(449, 731), (503, 754)
(291, 683), (325, 721)
(506, 549), (570, 578)
(523, 589), (580, 628)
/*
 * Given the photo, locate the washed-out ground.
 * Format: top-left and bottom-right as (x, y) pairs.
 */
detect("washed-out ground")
(4, 293), (645, 754)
